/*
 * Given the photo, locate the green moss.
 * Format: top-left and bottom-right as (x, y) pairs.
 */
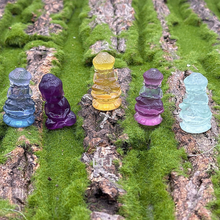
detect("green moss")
(79, 4), (91, 44)
(114, 58), (127, 69)
(21, 0), (43, 23)
(120, 25), (143, 65)
(0, 10), (13, 37)
(81, 23), (116, 63)
(25, 7), (90, 219)
(50, 20), (68, 29)
(7, 0), (32, 15)
(51, 0), (83, 22)
(120, 0), (142, 64)
(204, 0), (220, 20)
(0, 0), (34, 46)
(116, 0), (188, 219)
(4, 23), (30, 47)
(24, 40), (60, 50)
(0, 199), (20, 219)
(202, 49), (220, 78)
(0, 126), (41, 164)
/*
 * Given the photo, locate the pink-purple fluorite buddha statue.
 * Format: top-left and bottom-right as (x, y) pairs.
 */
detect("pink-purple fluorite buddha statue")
(39, 73), (76, 130)
(134, 68), (164, 126)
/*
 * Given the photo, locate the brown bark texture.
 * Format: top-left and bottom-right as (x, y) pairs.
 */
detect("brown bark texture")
(79, 68), (131, 218)
(80, 1), (135, 219)
(189, 0), (220, 37)
(0, 136), (39, 210)
(153, 0), (219, 220)
(88, 0), (135, 54)
(25, 0), (63, 36)
(91, 211), (125, 220)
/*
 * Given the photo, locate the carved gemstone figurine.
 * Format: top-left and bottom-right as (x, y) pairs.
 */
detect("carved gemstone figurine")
(91, 52), (122, 111)
(3, 68), (35, 128)
(134, 68), (164, 126)
(179, 72), (212, 133)
(39, 73), (76, 130)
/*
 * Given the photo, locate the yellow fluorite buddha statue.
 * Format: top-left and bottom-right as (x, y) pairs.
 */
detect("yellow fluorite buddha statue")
(91, 52), (122, 111)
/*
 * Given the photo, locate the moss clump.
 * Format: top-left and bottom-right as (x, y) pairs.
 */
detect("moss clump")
(202, 49), (220, 78)
(0, 126), (41, 164)
(0, 0), (34, 45)
(7, 0), (32, 15)
(51, 0), (83, 22)
(21, 0), (43, 23)
(80, 20), (116, 63)
(207, 144), (220, 219)
(204, 0), (220, 20)
(120, 0), (142, 64)
(0, 199), (21, 218)
(120, 24), (143, 65)
(4, 23), (30, 47)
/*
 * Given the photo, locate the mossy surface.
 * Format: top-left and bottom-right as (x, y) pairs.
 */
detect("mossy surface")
(21, 0), (43, 23)
(0, 199), (20, 219)
(0, 47), (24, 163)
(167, 0), (220, 218)
(117, 0), (220, 219)
(116, 0), (187, 219)
(25, 8), (90, 220)
(0, 0), (90, 219)
(0, 0), (220, 219)
(204, 0), (220, 20)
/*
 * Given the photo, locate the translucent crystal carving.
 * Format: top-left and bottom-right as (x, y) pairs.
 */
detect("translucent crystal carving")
(91, 52), (122, 111)
(179, 72), (212, 133)
(39, 74), (76, 130)
(134, 68), (164, 126)
(3, 68), (35, 127)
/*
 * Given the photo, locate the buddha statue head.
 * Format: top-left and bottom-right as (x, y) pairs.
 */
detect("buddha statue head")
(184, 72), (208, 93)
(93, 52), (115, 71)
(143, 68), (163, 88)
(39, 73), (64, 104)
(9, 68), (32, 86)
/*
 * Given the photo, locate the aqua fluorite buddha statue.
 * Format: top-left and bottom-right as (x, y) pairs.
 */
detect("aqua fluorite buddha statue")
(134, 68), (164, 126)
(179, 72), (212, 133)
(91, 52), (122, 111)
(3, 68), (35, 127)
(39, 73), (76, 130)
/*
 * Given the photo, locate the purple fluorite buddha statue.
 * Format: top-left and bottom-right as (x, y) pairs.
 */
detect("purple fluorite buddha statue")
(134, 68), (164, 126)
(39, 73), (76, 130)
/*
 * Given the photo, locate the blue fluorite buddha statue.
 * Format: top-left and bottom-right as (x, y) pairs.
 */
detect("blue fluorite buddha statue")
(179, 72), (212, 133)
(3, 68), (35, 128)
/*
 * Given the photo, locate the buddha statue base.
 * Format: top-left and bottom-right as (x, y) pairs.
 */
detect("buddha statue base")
(3, 114), (35, 128)
(92, 98), (121, 111)
(180, 121), (211, 134)
(45, 111), (76, 130)
(134, 112), (162, 126)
